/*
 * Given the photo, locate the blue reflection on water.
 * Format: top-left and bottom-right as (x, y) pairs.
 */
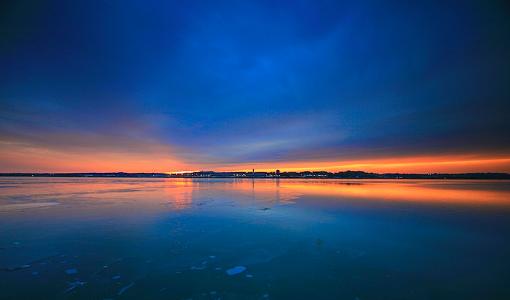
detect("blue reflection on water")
(1, 178), (509, 299)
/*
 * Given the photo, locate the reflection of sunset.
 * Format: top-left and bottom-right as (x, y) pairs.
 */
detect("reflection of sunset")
(163, 179), (194, 210)
(277, 180), (510, 206)
(221, 179), (299, 203)
(163, 179), (510, 207)
(161, 179), (302, 204)
(2, 178), (509, 214)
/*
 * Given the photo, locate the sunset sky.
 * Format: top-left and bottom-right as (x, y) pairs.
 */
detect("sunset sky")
(1, 0), (509, 173)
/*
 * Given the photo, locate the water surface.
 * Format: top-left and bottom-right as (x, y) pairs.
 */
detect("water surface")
(1, 178), (509, 299)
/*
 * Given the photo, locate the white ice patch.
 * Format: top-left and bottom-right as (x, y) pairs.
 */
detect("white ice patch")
(226, 266), (246, 276)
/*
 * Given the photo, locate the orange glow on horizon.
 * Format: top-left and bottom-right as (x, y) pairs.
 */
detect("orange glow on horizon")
(0, 142), (189, 173)
(215, 155), (510, 174)
(0, 140), (509, 174)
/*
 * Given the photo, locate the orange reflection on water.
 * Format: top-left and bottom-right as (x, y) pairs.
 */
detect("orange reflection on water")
(163, 179), (195, 210)
(162, 178), (302, 207)
(161, 179), (510, 208)
(276, 180), (510, 206)
(2, 178), (509, 215)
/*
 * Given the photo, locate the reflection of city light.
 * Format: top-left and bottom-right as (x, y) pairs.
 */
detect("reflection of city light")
(163, 179), (194, 210)
(209, 179), (302, 203)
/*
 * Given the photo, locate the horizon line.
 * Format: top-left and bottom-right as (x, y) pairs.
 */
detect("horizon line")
(2, 170), (510, 175)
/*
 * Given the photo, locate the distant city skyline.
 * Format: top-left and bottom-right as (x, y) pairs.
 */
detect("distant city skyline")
(1, 1), (509, 173)
(2, 170), (509, 180)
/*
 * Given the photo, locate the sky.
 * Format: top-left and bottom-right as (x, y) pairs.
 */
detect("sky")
(1, 0), (510, 173)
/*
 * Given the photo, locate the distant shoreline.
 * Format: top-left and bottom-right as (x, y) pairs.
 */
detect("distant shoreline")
(1, 171), (509, 180)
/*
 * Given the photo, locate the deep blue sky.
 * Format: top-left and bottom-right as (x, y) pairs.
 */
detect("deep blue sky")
(1, 0), (510, 172)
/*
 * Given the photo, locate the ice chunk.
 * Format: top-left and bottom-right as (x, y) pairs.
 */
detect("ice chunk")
(0, 264), (30, 272)
(226, 266), (246, 276)
(64, 280), (86, 293)
(117, 282), (134, 295)
(65, 268), (78, 275)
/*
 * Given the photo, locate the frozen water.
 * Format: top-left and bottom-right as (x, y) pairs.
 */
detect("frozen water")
(226, 266), (246, 276)
(118, 282), (134, 295)
(1, 178), (510, 299)
(64, 280), (86, 293)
